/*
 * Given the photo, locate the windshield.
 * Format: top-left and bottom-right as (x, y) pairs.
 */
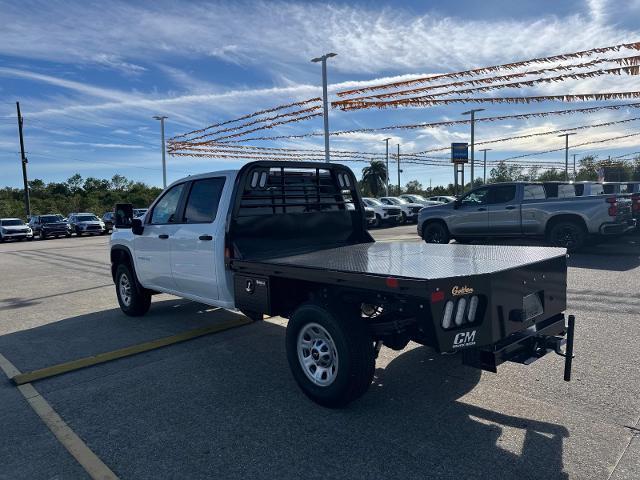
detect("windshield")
(409, 195), (426, 202)
(41, 215), (60, 223)
(387, 197), (407, 205)
(77, 215), (99, 222)
(365, 198), (382, 206)
(1, 219), (24, 226)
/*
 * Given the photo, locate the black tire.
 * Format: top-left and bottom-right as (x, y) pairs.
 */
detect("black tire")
(286, 302), (375, 408)
(400, 212), (407, 224)
(76, 228), (82, 237)
(39, 231), (47, 240)
(547, 221), (586, 252)
(0, 236), (4, 243)
(373, 214), (382, 228)
(65, 233), (71, 238)
(115, 263), (151, 316)
(422, 221), (450, 244)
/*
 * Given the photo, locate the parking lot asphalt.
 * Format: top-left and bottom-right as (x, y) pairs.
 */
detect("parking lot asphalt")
(0, 229), (639, 479)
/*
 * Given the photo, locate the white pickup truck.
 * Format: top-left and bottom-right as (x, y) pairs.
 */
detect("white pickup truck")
(110, 161), (575, 407)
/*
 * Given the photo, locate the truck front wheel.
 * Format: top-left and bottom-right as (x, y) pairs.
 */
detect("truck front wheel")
(115, 263), (151, 316)
(286, 302), (375, 408)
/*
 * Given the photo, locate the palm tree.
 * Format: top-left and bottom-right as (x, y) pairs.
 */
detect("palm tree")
(361, 161), (388, 197)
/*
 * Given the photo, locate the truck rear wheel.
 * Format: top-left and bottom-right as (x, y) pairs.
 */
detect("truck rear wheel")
(422, 221), (450, 244)
(547, 221), (586, 252)
(286, 302), (375, 408)
(115, 263), (151, 316)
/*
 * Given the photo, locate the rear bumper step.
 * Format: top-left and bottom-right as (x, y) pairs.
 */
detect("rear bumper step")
(462, 314), (575, 381)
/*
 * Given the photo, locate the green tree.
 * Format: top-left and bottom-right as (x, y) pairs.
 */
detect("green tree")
(404, 180), (423, 194)
(489, 161), (525, 183)
(361, 161), (388, 197)
(537, 168), (565, 182)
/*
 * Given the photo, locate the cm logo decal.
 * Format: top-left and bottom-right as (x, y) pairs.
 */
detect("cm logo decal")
(452, 330), (476, 348)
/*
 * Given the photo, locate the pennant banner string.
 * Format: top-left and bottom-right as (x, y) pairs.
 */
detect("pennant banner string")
(334, 55), (640, 103)
(336, 41), (640, 97)
(336, 91), (640, 111)
(170, 97), (321, 141)
(212, 102), (640, 144)
(334, 65), (640, 109)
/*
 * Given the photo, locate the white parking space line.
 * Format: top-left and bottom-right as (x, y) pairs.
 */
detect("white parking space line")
(0, 353), (119, 480)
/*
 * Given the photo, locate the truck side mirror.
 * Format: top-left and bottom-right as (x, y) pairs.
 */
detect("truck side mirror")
(131, 218), (144, 235)
(114, 203), (133, 229)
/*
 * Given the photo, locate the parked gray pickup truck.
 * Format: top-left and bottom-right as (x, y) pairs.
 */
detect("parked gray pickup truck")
(418, 182), (635, 251)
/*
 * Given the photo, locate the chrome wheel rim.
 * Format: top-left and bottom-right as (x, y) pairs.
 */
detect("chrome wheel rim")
(297, 323), (339, 387)
(119, 273), (132, 307)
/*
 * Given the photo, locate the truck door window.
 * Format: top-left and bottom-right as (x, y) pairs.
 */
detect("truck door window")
(523, 185), (546, 200)
(184, 178), (226, 223)
(488, 185), (516, 204)
(461, 188), (489, 206)
(150, 183), (185, 224)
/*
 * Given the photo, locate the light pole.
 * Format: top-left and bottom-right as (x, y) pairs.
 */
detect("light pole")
(572, 153), (578, 180)
(311, 52), (337, 163)
(397, 144), (401, 193)
(153, 115), (168, 188)
(479, 148), (492, 183)
(557, 133), (576, 181)
(383, 137), (391, 196)
(462, 108), (485, 188)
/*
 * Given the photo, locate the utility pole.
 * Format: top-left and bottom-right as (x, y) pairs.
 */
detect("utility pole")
(311, 52), (337, 163)
(558, 133), (576, 181)
(462, 108), (485, 188)
(479, 148), (492, 184)
(397, 144), (401, 194)
(153, 115), (168, 188)
(383, 138), (391, 196)
(16, 102), (31, 219)
(572, 153), (578, 180)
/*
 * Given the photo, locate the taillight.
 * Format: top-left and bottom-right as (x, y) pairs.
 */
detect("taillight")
(607, 196), (618, 217)
(441, 295), (481, 329)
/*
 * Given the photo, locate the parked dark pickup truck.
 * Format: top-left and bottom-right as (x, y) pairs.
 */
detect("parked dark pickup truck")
(418, 182), (635, 251)
(111, 161), (575, 408)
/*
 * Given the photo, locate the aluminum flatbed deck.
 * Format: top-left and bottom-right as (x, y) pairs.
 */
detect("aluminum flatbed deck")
(257, 242), (567, 280)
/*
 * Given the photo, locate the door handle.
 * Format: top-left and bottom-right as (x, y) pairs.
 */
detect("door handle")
(477, 207), (487, 211)
(158, 234), (169, 239)
(199, 235), (213, 241)
(505, 206), (516, 210)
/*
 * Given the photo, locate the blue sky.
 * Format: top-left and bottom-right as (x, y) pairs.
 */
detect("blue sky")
(1, 0), (640, 189)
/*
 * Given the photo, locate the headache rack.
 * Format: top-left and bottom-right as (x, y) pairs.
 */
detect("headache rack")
(226, 161), (373, 261)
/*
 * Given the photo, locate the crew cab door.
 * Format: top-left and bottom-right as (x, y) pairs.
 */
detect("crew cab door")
(448, 187), (490, 235)
(171, 177), (226, 302)
(134, 183), (186, 291)
(487, 184), (520, 234)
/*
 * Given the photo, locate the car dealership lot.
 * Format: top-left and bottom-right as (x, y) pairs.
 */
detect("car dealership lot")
(0, 231), (639, 479)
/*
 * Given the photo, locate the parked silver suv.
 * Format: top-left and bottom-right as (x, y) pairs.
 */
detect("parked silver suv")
(68, 213), (106, 236)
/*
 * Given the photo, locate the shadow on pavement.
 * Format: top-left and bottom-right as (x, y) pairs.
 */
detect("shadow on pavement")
(0, 300), (570, 479)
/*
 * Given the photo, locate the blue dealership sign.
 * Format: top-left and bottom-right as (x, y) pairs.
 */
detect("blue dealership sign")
(451, 143), (469, 163)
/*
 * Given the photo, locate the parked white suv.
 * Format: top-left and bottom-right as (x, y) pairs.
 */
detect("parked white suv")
(378, 196), (423, 223)
(399, 194), (443, 207)
(0, 218), (33, 242)
(362, 198), (402, 227)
